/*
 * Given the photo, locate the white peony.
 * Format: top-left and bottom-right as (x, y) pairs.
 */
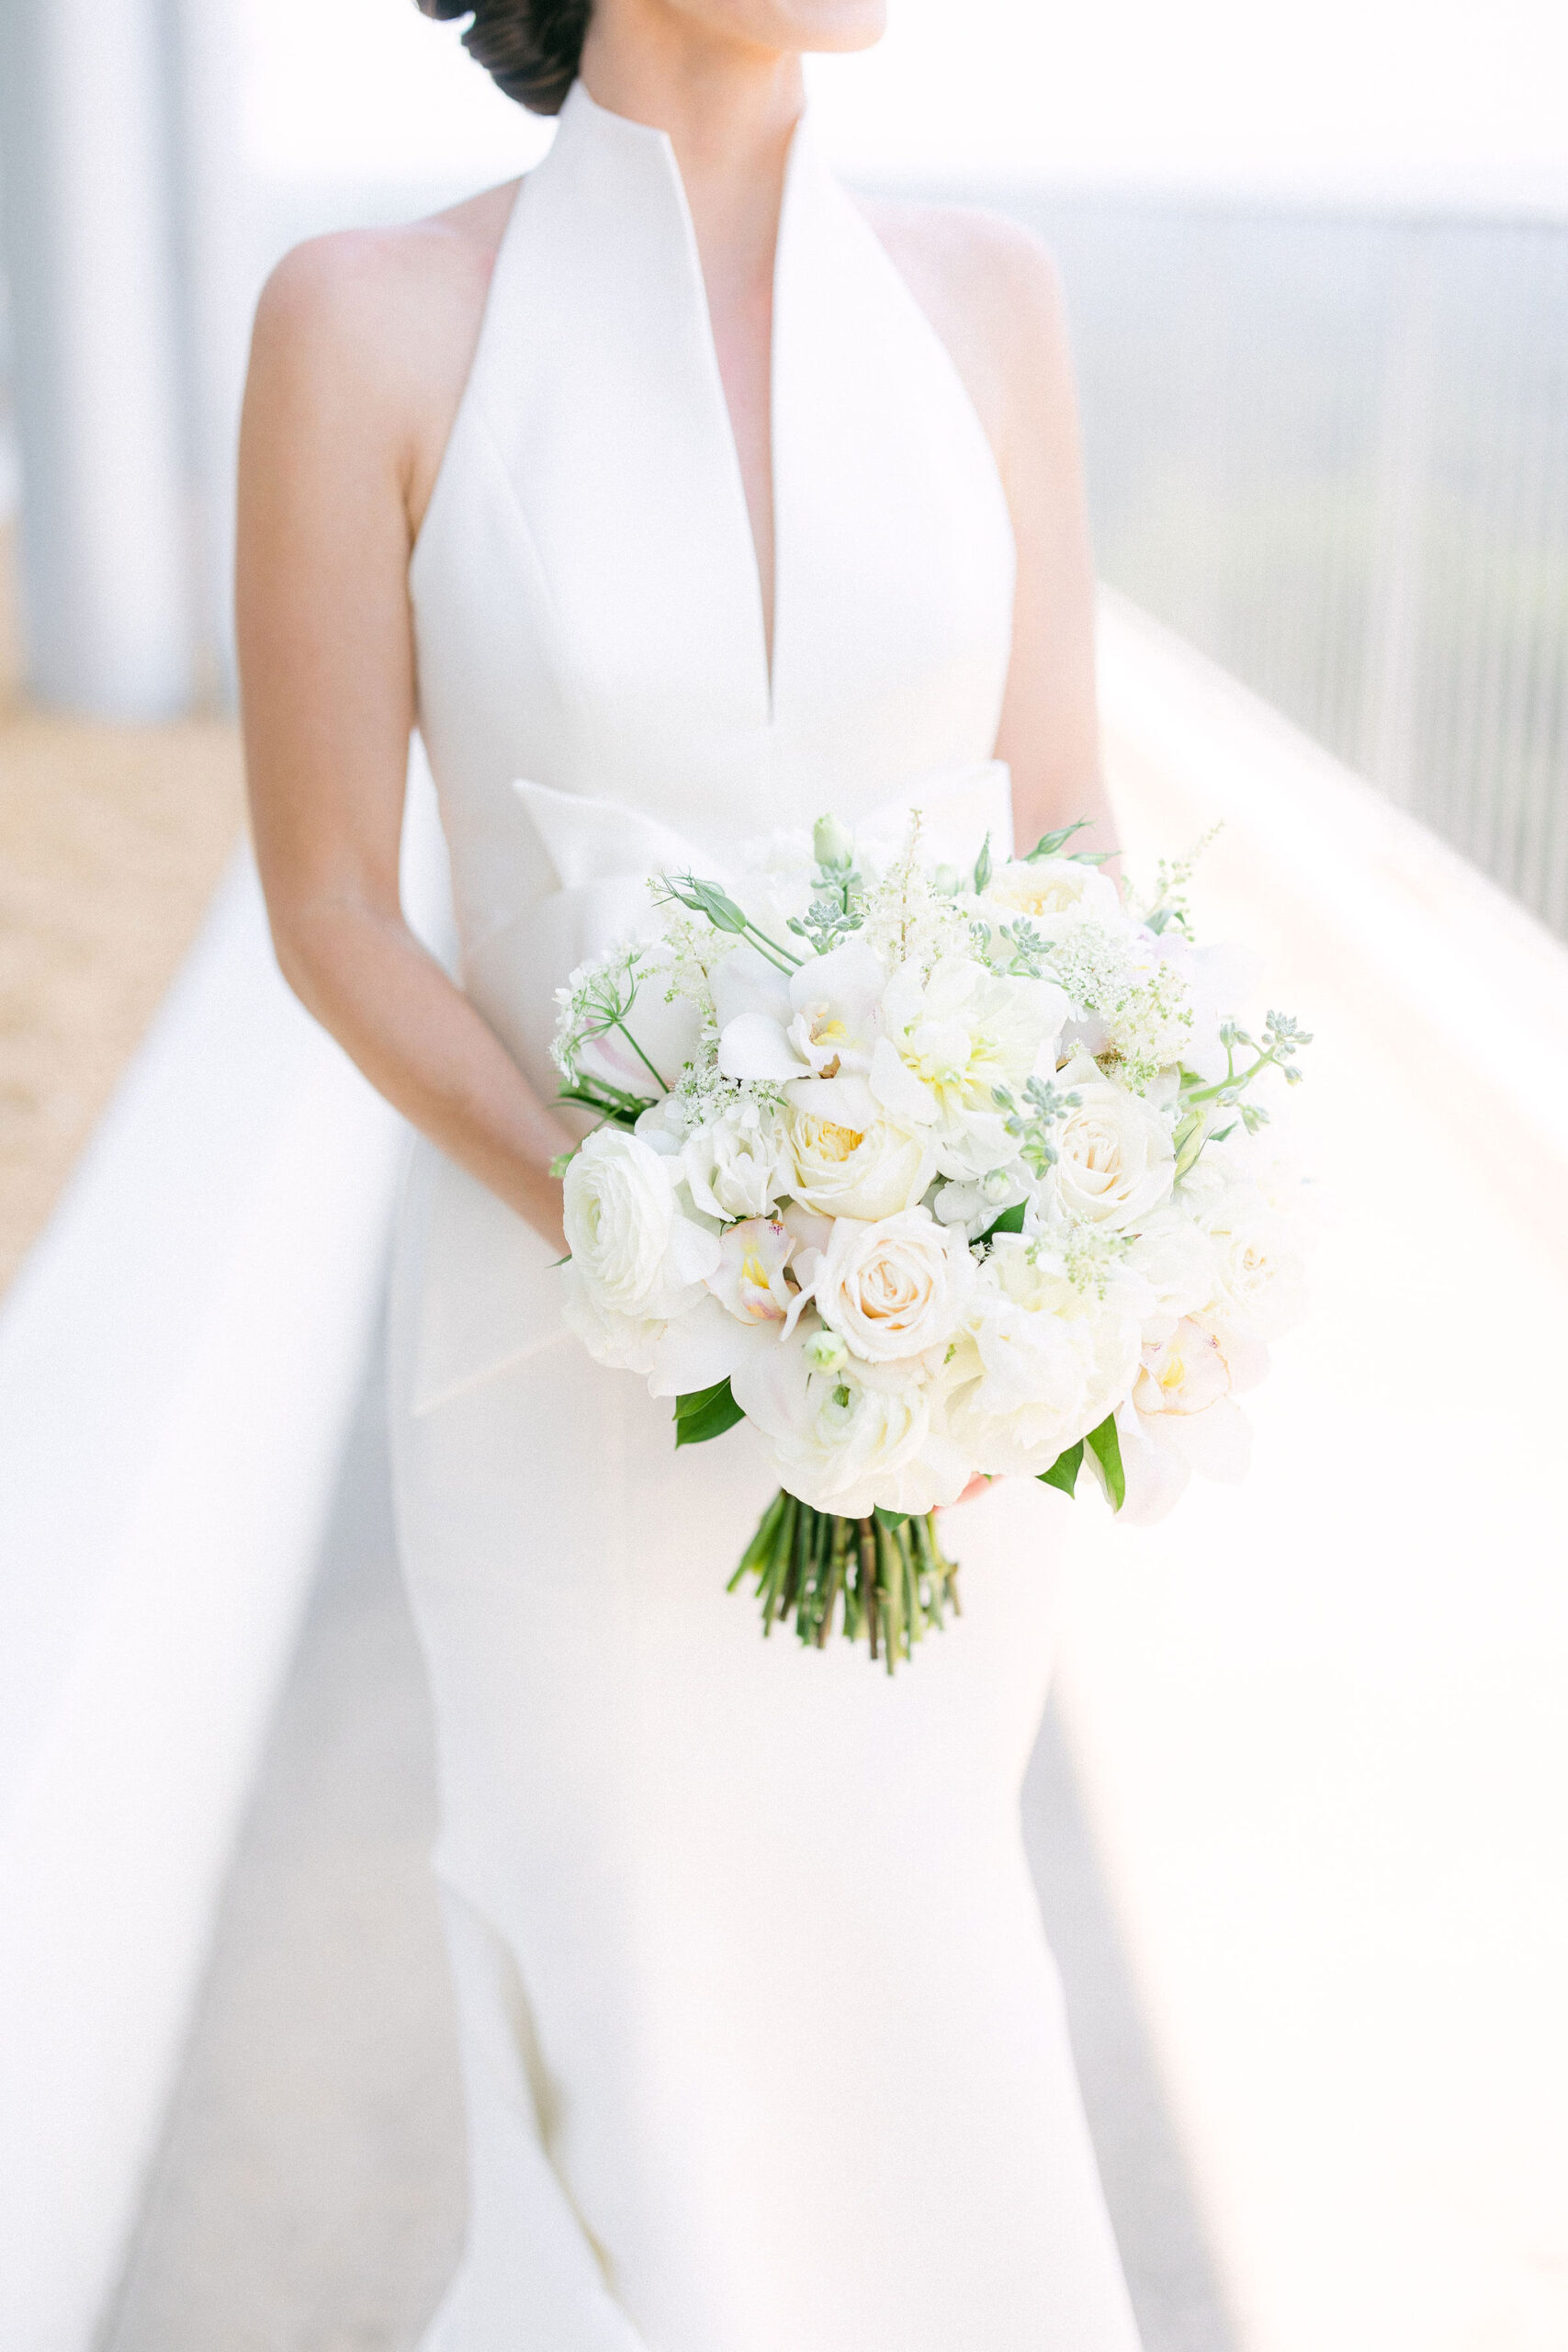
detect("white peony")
(870, 955), (1067, 1177)
(936, 1237), (1141, 1476)
(1045, 1052), (1176, 1231)
(562, 1126), (720, 1323)
(682, 1098), (789, 1221)
(813, 1208), (973, 1364)
(784, 1111), (931, 1222)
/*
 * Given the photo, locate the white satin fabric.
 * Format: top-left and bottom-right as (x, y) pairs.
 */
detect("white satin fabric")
(390, 81), (1142, 2351)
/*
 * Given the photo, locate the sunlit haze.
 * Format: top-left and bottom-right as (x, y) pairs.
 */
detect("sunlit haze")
(242, 0), (1568, 206)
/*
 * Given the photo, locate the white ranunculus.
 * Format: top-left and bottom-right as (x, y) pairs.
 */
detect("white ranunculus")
(784, 1111), (932, 1222)
(870, 955), (1067, 1176)
(1046, 1052), (1176, 1231)
(560, 1267), (665, 1378)
(936, 1237), (1140, 1476)
(731, 1329), (967, 1518)
(563, 1126), (720, 1323)
(814, 1208), (973, 1364)
(682, 1098), (789, 1221)
(984, 856), (1121, 926)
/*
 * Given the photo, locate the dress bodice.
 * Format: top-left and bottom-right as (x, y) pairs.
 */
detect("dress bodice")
(401, 80), (1019, 1417)
(410, 80), (1015, 1083)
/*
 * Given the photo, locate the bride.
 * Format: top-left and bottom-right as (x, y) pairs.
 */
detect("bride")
(237, 1), (1141, 2345)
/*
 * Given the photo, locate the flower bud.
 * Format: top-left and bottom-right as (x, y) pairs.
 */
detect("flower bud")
(804, 1327), (849, 1374)
(812, 813), (854, 872)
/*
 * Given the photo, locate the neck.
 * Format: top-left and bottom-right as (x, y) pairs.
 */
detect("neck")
(580, 3), (804, 284)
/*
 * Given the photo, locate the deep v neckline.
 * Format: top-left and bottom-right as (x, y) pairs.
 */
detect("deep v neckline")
(568, 84), (801, 721)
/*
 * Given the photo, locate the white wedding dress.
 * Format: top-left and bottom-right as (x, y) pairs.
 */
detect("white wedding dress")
(389, 80), (1142, 2352)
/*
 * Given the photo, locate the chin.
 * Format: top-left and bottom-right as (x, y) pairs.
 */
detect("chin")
(703, 0), (888, 53)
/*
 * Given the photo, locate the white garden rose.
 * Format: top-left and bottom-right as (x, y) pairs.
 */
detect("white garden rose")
(682, 1099), (789, 1221)
(814, 1208), (973, 1364)
(1046, 1052), (1176, 1231)
(784, 1112), (931, 1222)
(562, 1126), (719, 1321)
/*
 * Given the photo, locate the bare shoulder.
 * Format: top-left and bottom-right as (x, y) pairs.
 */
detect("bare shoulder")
(246, 183), (521, 511)
(853, 198), (1073, 467)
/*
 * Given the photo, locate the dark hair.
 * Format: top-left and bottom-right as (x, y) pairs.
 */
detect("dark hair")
(417, 0), (592, 117)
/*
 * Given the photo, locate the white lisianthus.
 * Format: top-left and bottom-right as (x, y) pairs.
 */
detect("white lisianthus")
(731, 1330), (968, 1518)
(1046, 1052), (1176, 1231)
(562, 1126), (720, 1324)
(984, 856), (1121, 926)
(814, 1208), (973, 1364)
(870, 955), (1067, 1173)
(682, 1098), (789, 1221)
(785, 1111), (931, 1222)
(936, 1237), (1141, 1476)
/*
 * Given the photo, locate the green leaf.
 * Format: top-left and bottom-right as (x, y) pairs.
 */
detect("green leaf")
(673, 1378), (746, 1449)
(1085, 1411), (1126, 1512)
(976, 1198), (1027, 1243)
(973, 831), (993, 895)
(1038, 1441), (1083, 1498)
(874, 1505), (912, 1528)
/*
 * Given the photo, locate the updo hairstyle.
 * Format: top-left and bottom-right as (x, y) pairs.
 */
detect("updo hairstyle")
(416, 0), (592, 117)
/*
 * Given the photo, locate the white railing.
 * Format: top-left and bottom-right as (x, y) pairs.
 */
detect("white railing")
(987, 190), (1568, 937)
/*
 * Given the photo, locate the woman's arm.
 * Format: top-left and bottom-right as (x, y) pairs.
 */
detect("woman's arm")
(858, 202), (1116, 869)
(987, 233), (1116, 866)
(236, 218), (572, 1250)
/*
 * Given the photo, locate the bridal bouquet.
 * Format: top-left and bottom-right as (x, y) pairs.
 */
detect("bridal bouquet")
(551, 808), (1314, 1668)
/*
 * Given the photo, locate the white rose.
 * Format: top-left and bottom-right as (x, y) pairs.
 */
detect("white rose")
(1046, 1052), (1176, 1231)
(682, 1099), (789, 1221)
(984, 856), (1121, 926)
(814, 1208), (973, 1364)
(562, 1126), (719, 1320)
(936, 1237), (1140, 1476)
(785, 1112), (931, 1221)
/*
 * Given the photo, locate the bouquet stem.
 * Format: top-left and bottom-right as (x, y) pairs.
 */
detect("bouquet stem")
(728, 1492), (962, 1672)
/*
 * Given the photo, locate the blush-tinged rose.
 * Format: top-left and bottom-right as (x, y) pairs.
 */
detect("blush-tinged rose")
(814, 1209), (972, 1364)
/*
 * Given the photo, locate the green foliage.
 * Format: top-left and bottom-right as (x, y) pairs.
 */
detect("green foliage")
(673, 1379), (746, 1448)
(1085, 1412), (1126, 1511)
(1038, 1440), (1084, 1498)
